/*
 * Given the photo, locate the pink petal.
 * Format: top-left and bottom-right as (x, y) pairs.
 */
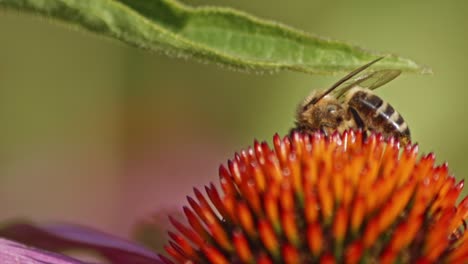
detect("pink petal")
(0, 238), (88, 264)
(0, 221), (163, 264)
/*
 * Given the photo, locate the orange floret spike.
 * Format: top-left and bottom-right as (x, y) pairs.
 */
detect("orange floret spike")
(449, 189), (468, 235)
(264, 191), (281, 232)
(257, 252), (274, 264)
(342, 179), (355, 210)
(447, 234), (468, 263)
(379, 248), (398, 264)
(280, 182), (295, 212)
(283, 244), (300, 264)
(380, 137), (399, 176)
(307, 223), (324, 256)
(265, 152), (283, 183)
(261, 141), (272, 156)
(441, 180), (464, 211)
(318, 174), (333, 223)
(187, 196), (214, 226)
(282, 211), (300, 246)
(363, 217), (380, 249)
(163, 131), (468, 264)
(169, 215), (204, 247)
(219, 165), (236, 195)
(193, 187), (219, 222)
(394, 144), (418, 187)
(222, 195), (238, 224)
(274, 133), (289, 166)
(237, 201), (256, 238)
(303, 155), (318, 188)
(251, 162), (266, 193)
(415, 257), (431, 264)
(205, 184), (229, 221)
(333, 205), (348, 243)
(378, 179), (416, 232)
(356, 165), (378, 206)
(202, 244), (229, 264)
(430, 163), (449, 194)
(228, 159), (244, 185)
(182, 206), (211, 242)
(320, 252), (337, 264)
(289, 152), (303, 202)
(209, 221), (233, 252)
(425, 209), (454, 261)
(239, 179), (262, 217)
(387, 215), (423, 254)
(165, 243), (186, 263)
(290, 132), (304, 157)
(350, 196), (365, 233)
(332, 170), (344, 205)
(413, 153), (436, 182)
(344, 240), (363, 264)
(305, 193), (319, 224)
(253, 140), (265, 165)
(430, 176), (455, 214)
(259, 219), (280, 260)
(168, 232), (199, 261)
(438, 176), (456, 200)
(346, 152), (365, 187)
(233, 230), (254, 264)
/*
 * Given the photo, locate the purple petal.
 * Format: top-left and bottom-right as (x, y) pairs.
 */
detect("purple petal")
(0, 221), (164, 264)
(0, 238), (88, 264)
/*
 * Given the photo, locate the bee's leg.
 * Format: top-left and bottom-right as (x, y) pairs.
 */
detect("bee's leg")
(348, 107), (368, 141)
(349, 107), (365, 130)
(320, 127), (327, 137)
(319, 126), (331, 137)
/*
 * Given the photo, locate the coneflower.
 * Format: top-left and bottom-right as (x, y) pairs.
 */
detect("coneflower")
(162, 131), (468, 264)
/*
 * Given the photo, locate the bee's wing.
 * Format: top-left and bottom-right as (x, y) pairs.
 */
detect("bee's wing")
(356, 69), (402, 90)
(333, 69), (401, 99)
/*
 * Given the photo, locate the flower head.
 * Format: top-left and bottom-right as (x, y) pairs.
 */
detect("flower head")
(163, 131), (468, 263)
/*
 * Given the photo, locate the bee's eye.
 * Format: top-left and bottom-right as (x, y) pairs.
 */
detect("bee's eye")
(327, 105), (337, 114)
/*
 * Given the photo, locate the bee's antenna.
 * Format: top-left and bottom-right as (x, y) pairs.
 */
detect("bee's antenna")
(306, 57), (385, 107)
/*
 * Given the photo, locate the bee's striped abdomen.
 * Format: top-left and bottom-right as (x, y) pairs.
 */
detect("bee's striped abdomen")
(346, 87), (410, 144)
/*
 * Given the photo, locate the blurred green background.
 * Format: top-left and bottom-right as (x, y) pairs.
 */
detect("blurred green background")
(1, 0), (467, 238)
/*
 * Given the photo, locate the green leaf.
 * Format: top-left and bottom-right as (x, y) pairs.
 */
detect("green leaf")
(0, 0), (430, 74)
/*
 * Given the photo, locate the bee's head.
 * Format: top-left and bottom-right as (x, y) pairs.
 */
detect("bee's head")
(296, 92), (346, 131)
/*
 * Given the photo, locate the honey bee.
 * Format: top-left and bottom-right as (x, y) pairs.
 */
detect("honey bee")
(293, 57), (411, 146)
